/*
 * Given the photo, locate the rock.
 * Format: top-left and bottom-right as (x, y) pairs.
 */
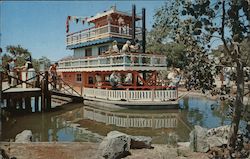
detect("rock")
(189, 125), (232, 152)
(177, 142), (190, 148)
(189, 125), (209, 153)
(207, 125), (230, 148)
(207, 125), (230, 138)
(130, 136), (152, 149)
(15, 130), (32, 142)
(98, 131), (131, 159)
(207, 136), (226, 148)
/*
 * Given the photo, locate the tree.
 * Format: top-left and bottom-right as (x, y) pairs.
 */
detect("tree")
(6, 45), (31, 67)
(147, 23), (188, 69)
(6, 45), (31, 57)
(153, 0), (250, 153)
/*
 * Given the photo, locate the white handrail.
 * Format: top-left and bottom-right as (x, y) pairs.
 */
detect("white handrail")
(66, 24), (134, 46)
(58, 53), (167, 69)
(82, 87), (178, 101)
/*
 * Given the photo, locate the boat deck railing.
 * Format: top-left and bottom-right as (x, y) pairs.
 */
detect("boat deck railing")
(58, 53), (167, 70)
(82, 87), (178, 101)
(66, 24), (133, 46)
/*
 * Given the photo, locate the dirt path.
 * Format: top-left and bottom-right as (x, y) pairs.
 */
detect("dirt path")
(0, 142), (210, 159)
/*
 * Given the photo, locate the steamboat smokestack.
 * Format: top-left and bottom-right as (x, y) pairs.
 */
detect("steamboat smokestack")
(142, 8), (146, 53)
(132, 4), (136, 44)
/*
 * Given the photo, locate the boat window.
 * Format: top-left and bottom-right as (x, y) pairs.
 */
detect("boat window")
(76, 73), (82, 82)
(98, 45), (109, 55)
(85, 48), (92, 57)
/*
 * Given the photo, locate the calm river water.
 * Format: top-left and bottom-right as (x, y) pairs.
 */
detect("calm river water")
(1, 96), (249, 144)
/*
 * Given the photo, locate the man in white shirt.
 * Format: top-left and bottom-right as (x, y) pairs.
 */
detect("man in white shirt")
(0, 48), (3, 72)
(9, 58), (17, 86)
(121, 40), (131, 53)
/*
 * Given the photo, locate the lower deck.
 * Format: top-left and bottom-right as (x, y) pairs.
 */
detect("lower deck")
(58, 69), (179, 106)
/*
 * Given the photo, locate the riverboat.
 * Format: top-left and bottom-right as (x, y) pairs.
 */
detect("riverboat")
(57, 5), (179, 107)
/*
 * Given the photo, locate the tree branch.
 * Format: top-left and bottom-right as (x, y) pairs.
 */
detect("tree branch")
(221, 0), (231, 55)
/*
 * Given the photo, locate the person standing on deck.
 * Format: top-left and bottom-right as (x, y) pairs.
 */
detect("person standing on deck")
(9, 58), (17, 86)
(0, 48), (3, 72)
(49, 62), (58, 90)
(121, 40), (131, 53)
(5, 59), (13, 86)
(112, 40), (119, 53)
(22, 56), (36, 87)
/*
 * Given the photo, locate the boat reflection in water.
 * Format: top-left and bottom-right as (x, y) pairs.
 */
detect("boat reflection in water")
(50, 105), (192, 144)
(83, 106), (178, 129)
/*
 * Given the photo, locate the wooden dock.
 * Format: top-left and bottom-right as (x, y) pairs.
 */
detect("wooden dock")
(0, 71), (83, 113)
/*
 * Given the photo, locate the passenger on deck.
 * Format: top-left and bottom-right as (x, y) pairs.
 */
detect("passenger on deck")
(95, 73), (102, 88)
(22, 56), (36, 88)
(5, 59), (11, 86)
(49, 62), (58, 90)
(130, 39), (141, 53)
(168, 69), (181, 89)
(9, 58), (17, 86)
(112, 40), (119, 53)
(121, 40), (131, 53)
(124, 73), (132, 84)
(110, 72), (119, 89)
(0, 48), (3, 73)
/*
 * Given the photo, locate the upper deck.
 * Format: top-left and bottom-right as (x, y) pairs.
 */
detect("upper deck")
(66, 6), (141, 49)
(66, 24), (133, 48)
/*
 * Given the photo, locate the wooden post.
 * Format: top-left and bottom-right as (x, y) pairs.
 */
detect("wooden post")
(34, 96), (39, 112)
(13, 99), (17, 112)
(6, 98), (10, 110)
(0, 72), (2, 104)
(25, 97), (32, 112)
(45, 71), (51, 110)
(47, 92), (51, 110)
(35, 74), (40, 112)
(41, 71), (50, 111)
(18, 98), (23, 110)
(35, 74), (40, 88)
(41, 80), (46, 112)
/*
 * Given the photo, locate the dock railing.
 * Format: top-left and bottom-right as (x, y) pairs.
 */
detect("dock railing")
(82, 87), (178, 101)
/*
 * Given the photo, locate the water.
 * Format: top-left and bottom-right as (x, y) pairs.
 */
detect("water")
(1, 96), (248, 144)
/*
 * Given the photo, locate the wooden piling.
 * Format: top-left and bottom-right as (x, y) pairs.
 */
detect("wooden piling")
(34, 96), (39, 112)
(41, 80), (46, 112)
(41, 71), (51, 111)
(18, 98), (23, 110)
(45, 71), (51, 110)
(25, 97), (32, 112)
(13, 99), (17, 112)
(0, 72), (2, 104)
(6, 98), (10, 110)
(46, 92), (51, 110)
(34, 74), (40, 112)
